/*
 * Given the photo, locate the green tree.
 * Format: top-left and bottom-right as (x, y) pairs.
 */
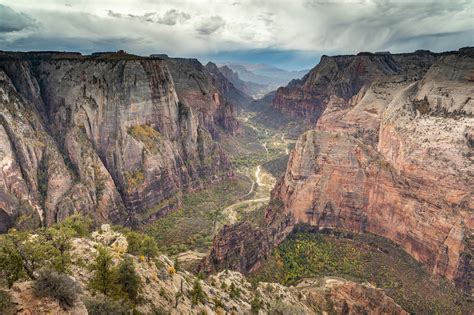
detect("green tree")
(57, 213), (94, 237)
(125, 231), (143, 255)
(141, 236), (158, 261)
(89, 246), (119, 297)
(40, 225), (76, 273)
(0, 233), (25, 287)
(0, 230), (54, 285)
(189, 279), (206, 305)
(117, 256), (141, 303)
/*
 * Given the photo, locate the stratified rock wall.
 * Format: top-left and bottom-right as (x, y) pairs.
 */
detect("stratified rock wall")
(0, 52), (238, 230)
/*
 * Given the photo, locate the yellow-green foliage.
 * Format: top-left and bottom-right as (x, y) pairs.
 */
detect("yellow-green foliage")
(125, 169), (145, 190)
(145, 177), (252, 254)
(253, 230), (471, 315)
(0, 214), (93, 287)
(127, 125), (161, 153)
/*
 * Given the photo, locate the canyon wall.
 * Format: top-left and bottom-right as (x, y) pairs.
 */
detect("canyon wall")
(273, 50), (437, 123)
(0, 52), (238, 231)
(206, 48), (473, 292)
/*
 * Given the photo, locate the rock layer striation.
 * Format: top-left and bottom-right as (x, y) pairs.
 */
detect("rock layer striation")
(0, 51), (238, 230)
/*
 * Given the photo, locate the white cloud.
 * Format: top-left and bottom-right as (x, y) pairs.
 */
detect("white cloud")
(0, 0), (471, 62)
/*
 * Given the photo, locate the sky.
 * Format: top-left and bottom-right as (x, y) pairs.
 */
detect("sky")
(0, 0), (472, 70)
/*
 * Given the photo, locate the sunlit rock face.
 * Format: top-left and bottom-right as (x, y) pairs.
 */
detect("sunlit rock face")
(207, 47), (473, 293)
(0, 52), (238, 229)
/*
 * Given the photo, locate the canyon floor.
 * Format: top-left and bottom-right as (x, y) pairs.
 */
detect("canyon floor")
(145, 102), (300, 260)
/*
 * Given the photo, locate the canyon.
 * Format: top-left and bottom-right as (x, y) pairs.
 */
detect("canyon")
(205, 47), (473, 296)
(0, 47), (472, 314)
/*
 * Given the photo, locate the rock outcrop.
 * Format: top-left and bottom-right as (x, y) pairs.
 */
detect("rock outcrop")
(0, 51), (238, 230)
(206, 47), (474, 293)
(205, 62), (253, 110)
(5, 225), (408, 314)
(273, 50), (438, 123)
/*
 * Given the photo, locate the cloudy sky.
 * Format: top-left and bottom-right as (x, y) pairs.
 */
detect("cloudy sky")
(0, 0), (472, 70)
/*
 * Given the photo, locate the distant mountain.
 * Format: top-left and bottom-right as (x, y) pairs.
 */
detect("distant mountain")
(217, 62), (309, 98)
(216, 65), (268, 99)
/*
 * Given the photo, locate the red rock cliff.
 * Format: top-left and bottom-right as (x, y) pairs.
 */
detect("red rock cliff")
(206, 48), (473, 293)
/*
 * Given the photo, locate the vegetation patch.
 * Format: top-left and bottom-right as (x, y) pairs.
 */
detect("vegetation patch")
(145, 177), (252, 255)
(127, 124), (161, 153)
(124, 169), (145, 191)
(33, 268), (82, 309)
(252, 227), (472, 314)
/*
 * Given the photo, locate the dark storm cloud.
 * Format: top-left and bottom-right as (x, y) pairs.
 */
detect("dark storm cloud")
(303, 0), (473, 53)
(0, 4), (35, 33)
(196, 16), (225, 35)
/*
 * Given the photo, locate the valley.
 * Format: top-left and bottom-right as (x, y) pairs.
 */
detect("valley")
(146, 102), (302, 260)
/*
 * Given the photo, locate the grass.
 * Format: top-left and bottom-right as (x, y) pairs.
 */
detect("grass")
(145, 177), (252, 255)
(252, 227), (472, 314)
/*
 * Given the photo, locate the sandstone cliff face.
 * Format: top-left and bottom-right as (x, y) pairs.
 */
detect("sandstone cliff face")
(205, 62), (253, 110)
(276, 48), (473, 289)
(207, 48), (473, 293)
(0, 52), (238, 230)
(273, 51), (437, 124)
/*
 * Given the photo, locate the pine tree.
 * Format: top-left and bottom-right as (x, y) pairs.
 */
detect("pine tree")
(189, 279), (206, 305)
(117, 256), (141, 302)
(88, 246), (119, 297)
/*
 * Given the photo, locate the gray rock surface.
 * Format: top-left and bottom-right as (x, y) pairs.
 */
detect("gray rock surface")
(0, 51), (238, 229)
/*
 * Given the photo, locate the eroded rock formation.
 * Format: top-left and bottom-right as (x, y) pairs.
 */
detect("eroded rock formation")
(5, 224), (407, 314)
(206, 47), (473, 293)
(0, 51), (238, 230)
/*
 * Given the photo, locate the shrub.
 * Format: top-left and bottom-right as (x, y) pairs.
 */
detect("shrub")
(0, 289), (13, 312)
(189, 279), (206, 305)
(173, 257), (180, 272)
(126, 231), (143, 255)
(32, 268), (82, 309)
(250, 296), (264, 314)
(57, 213), (94, 237)
(84, 295), (127, 315)
(141, 236), (159, 261)
(229, 282), (241, 299)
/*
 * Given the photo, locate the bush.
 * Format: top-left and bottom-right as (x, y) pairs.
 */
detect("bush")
(84, 295), (127, 315)
(126, 232), (143, 255)
(32, 268), (82, 309)
(0, 289), (13, 312)
(141, 236), (158, 261)
(229, 282), (241, 299)
(250, 294), (263, 314)
(189, 279), (206, 305)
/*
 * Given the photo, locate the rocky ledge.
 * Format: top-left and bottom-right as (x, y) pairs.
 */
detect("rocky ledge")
(4, 224), (407, 314)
